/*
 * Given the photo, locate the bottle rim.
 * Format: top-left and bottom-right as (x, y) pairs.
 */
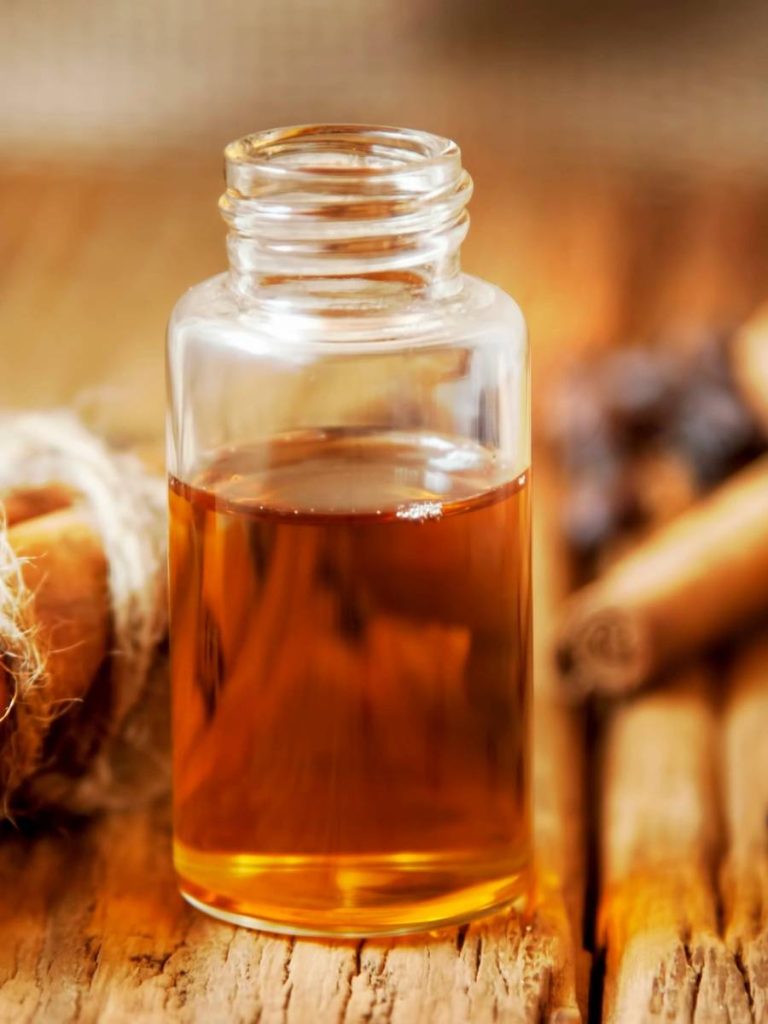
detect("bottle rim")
(219, 124), (473, 293)
(223, 124), (462, 190)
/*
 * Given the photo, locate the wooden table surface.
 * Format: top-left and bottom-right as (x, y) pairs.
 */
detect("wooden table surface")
(2, 159), (768, 1022)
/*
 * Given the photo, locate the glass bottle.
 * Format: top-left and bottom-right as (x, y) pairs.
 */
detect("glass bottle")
(167, 125), (531, 937)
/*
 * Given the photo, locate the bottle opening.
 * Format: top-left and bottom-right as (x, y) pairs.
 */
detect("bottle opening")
(220, 124), (473, 298)
(224, 125), (462, 187)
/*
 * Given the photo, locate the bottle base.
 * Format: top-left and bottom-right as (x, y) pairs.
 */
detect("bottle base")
(175, 846), (530, 938)
(180, 887), (528, 938)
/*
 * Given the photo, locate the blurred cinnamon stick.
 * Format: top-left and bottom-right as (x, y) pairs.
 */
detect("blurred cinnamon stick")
(3, 485), (75, 528)
(556, 456), (768, 699)
(731, 302), (768, 438)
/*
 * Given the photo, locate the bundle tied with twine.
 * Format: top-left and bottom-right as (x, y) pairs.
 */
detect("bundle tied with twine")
(0, 412), (168, 818)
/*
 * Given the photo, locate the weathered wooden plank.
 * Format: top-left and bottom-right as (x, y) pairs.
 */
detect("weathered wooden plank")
(0, 777), (581, 1024)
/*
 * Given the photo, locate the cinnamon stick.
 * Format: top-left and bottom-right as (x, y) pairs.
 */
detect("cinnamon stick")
(0, 505), (110, 802)
(731, 301), (768, 438)
(556, 456), (768, 699)
(599, 668), (751, 1021)
(2, 484), (74, 528)
(8, 507), (109, 704)
(531, 462), (590, 1016)
(721, 633), (768, 1021)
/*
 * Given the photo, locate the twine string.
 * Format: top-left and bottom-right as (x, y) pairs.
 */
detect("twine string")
(0, 412), (167, 814)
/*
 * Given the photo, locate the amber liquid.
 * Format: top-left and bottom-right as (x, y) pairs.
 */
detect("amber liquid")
(169, 430), (531, 936)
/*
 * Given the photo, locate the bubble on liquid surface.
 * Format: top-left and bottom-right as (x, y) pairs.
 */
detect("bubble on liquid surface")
(395, 500), (443, 522)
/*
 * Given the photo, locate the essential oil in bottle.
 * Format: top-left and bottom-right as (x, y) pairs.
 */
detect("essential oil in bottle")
(170, 430), (530, 935)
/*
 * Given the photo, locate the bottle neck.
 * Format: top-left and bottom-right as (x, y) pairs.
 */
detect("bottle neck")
(219, 125), (473, 306)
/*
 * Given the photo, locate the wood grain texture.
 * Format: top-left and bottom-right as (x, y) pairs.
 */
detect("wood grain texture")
(0, 804), (575, 1024)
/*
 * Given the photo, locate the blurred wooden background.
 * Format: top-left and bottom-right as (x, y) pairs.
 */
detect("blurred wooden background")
(3, 0), (768, 429)
(3, 159), (768, 438)
(2, 0), (767, 172)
